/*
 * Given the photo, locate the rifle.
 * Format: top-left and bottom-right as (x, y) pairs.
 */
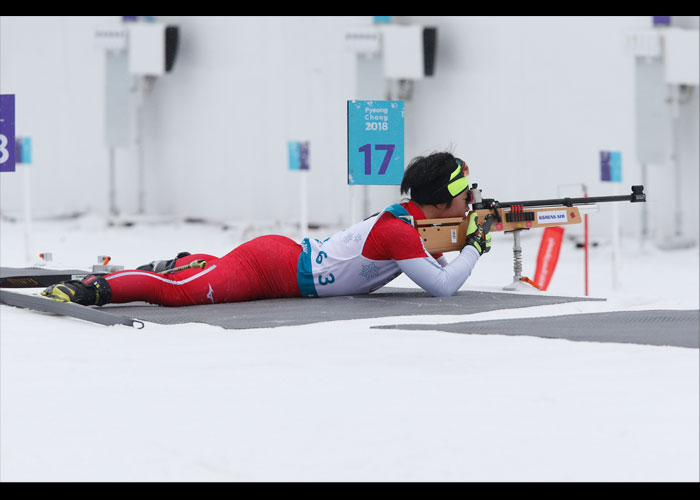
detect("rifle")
(415, 185), (646, 254)
(414, 185), (646, 290)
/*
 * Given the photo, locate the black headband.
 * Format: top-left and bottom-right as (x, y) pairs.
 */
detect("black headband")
(410, 159), (469, 204)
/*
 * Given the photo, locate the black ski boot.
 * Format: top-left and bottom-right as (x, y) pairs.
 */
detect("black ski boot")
(42, 275), (112, 306)
(137, 252), (191, 273)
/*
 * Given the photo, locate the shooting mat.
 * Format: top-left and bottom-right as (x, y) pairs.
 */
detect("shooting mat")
(101, 287), (698, 347)
(103, 287), (600, 330)
(375, 309), (699, 348)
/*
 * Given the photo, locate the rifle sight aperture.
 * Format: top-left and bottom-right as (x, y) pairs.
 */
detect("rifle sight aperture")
(630, 185), (645, 202)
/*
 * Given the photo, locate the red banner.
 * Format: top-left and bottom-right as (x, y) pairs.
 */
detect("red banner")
(533, 227), (564, 291)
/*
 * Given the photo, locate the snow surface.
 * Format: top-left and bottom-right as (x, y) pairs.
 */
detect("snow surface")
(1, 214), (698, 482)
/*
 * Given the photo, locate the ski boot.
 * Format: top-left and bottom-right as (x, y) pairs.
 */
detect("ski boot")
(42, 275), (112, 306)
(137, 252), (191, 273)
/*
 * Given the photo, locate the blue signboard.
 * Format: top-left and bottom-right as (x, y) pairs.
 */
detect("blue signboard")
(347, 100), (404, 185)
(288, 141), (310, 170)
(0, 94), (15, 172)
(652, 16), (671, 26)
(600, 151), (622, 182)
(16, 137), (32, 164)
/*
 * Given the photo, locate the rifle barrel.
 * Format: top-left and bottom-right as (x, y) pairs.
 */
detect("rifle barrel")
(480, 185), (645, 210)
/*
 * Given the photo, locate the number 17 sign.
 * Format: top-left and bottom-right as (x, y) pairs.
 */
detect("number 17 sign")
(347, 100), (404, 185)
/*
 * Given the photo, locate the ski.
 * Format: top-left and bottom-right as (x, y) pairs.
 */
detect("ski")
(0, 266), (91, 288)
(0, 289), (145, 328)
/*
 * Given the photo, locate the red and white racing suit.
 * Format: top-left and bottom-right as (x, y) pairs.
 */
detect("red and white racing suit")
(104, 201), (480, 306)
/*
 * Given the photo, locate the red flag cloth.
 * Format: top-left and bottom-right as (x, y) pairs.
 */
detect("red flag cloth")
(533, 227), (565, 291)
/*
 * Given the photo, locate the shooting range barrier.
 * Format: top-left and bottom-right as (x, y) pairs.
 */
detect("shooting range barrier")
(97, 287), (698, 348)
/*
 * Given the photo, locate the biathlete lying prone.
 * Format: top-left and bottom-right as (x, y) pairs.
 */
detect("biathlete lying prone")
(42, 152), (493, 307)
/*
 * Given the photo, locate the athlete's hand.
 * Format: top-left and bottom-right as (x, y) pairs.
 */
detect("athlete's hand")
(465, 213), (493, 256)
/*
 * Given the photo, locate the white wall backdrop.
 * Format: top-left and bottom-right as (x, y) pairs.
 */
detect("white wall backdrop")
(1, 16), (697, 240)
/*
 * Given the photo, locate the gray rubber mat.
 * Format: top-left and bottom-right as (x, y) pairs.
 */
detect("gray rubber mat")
(102, 287), (603, 330)
(374, 310), (700, 348)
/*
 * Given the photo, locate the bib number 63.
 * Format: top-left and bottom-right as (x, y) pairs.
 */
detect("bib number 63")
(315, 251), (335, 286)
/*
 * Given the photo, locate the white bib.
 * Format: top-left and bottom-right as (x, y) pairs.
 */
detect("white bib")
(297, 204), (414, 297)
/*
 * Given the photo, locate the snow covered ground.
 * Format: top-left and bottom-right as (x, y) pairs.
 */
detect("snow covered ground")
(1, 213), (698, 482)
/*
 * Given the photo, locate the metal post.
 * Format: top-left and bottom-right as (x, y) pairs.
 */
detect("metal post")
(22, 164), (32, 264)
(640, 162), (648, 248)
(299, 169), (308, 236)
(512, 230), (522, 281)
(670, 84), (682, 238)
(503, 229), (529, 291)
(109, 147), (118, 216)
(584, 188), (589, 296)
(656, 85), (695, 249)
(135, 77), (145, 215)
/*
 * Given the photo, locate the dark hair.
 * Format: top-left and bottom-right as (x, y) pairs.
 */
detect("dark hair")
(400, 151), (459, 206)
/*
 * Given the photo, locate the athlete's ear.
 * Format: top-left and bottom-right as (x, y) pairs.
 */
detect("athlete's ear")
(433, 202), (448, 212)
